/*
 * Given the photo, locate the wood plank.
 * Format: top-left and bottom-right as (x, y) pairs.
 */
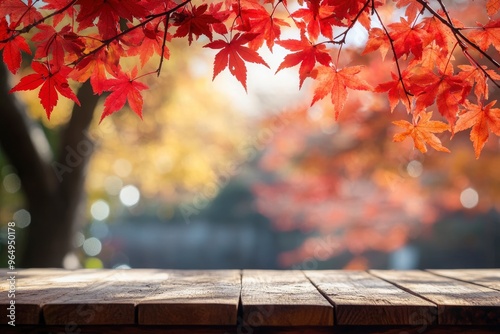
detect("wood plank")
(2, 325), (500, 334)
(371, 270), (500, 325)
(0, 269), (104, 325)
(138, 270), (241, 325)
(427, 269), (500, 291)
(43, 269), (166, 325)
(240, 270), (333, 326)
(304, 270), (436, 325)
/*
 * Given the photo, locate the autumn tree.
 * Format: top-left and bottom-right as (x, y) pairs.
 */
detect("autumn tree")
(254, 103), (500, 269)
(1, 0), (500, 266)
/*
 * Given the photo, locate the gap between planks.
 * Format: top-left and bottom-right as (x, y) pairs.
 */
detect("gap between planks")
(304, 270), (437, 326)
(370, 270), (500, 325)
(240, 270), (334, 326)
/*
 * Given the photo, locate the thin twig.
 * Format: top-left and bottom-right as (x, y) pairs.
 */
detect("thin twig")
(71, 0), (191, 66)
(0, 0), (79, 43)
(157, 13), (171, 76)
(372, 7), (413, 109)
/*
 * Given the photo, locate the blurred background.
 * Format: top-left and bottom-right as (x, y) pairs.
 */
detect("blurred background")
(0, 1), (499, 270)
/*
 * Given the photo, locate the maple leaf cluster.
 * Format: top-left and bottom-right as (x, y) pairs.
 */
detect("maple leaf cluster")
(1, 0), (500, 156)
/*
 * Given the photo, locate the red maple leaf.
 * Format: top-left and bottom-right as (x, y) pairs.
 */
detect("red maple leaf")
(41, 0), (77, 27)
(9, 62), (80, 119)
(291, 0), (339, 41)
(332, 0), (373, 29)
(142, 0), (178, 15)
(0, 0), (43, 28)
(0, 19), (31, 74)
(388, 18), (431, 60)
(204, 33), (269, 91)
(124, 24), (171, 67)
(207, 1), (231, 36)
(172, 3), (220, 45)
(409, 67), (471, 128)
(276, 34), (332, 88)
(32, 24), (85, 66)
(238, 4), (290, 51)
(100, 67), (148, 122)
(76, 0), (147, 39)
(375, 71), (412, 112)
(455, 100), (500, 158)
(393, 112), (450, 153)
(311, 65), (372, 119)
(70, 39), (122, 94)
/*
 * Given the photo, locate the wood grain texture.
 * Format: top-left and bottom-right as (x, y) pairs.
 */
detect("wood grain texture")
(370, 270), (500, 325)
(304, 270), (436, 325)
(0, 269), (102, 324)
(3, 325), (500, 334)
(240, 270), (333, 326)
(3, 268), (500, 330)
(138, 270), (241, 325)
(427, 269), (500, 291)
(43, 269), (167, 325)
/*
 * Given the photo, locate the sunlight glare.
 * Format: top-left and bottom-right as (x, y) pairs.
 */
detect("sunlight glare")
(460, 187), (479, 209)
(83, 237), (102, 256)
(90, 200), (110, 220)
(13, 209), (31, 228)
(3, 173), (21, 193)
(119, 185), (141, 206)
(63, 253), (81, 269)
(406, 160), (423, 178)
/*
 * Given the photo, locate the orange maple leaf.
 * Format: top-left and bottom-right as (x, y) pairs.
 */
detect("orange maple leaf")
(237, 3), (290, 51)
(409, 67), (471, 128)
(311, 65), (372, 119)
(421, 16), (455, 56)
(487, 0), (500, 17)
(468, 20), (500, 53)
(362, 27), (391, 60)
(455, 100), (500, 158)
(375, 71), (412, 112)
(458, 65), (500, 101)
(70, 38), (122, 94)
(388, 18), (431, 60)
(393, 112), (450, 153)
(394, 0), (423, 23)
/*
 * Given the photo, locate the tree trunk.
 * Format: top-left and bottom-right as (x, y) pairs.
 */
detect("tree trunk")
(0, 63), (100, 267)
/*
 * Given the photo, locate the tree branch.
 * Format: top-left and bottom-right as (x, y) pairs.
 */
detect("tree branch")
(57, 81), (100, 199)
(415, 0), (500, 71)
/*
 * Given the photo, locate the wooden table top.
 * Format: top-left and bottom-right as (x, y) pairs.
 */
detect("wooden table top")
(1, 268), (499, 333)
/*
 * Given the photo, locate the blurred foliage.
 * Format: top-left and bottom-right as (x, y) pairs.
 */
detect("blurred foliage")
(0, 40), (254, 267)
(254, 77), (500, 270)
